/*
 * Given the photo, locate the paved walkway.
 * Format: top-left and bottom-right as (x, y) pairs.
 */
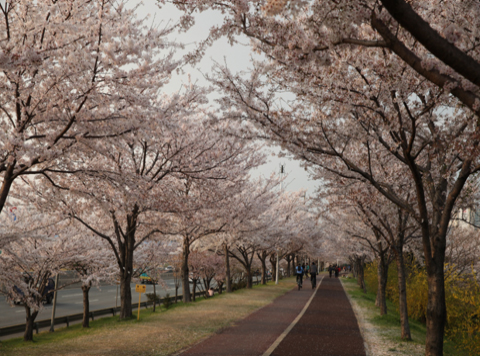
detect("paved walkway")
(179, 276), (366, 356)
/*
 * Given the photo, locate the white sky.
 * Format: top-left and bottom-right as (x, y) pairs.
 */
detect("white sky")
(133, 1), (319, 195)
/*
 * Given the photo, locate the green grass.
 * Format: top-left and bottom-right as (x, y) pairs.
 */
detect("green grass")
(341, 277), (469, 356)
(0, 279), (296, 356)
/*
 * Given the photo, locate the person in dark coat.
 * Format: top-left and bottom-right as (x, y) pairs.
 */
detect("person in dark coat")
(310, 262), (318, 289)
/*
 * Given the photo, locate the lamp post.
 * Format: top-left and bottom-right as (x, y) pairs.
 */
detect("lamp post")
(275, 164), (285, 285)
(275, 249), (279, 285)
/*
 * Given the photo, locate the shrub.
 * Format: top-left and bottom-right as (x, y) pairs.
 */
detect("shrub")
(364, 258), (480, 354)
(145, 293), (161, 303)
(163, 293), (172, 309)
(231, 279), (247, 291)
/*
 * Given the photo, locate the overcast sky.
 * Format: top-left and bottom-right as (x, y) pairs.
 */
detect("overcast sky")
(132, 1), (319, 195)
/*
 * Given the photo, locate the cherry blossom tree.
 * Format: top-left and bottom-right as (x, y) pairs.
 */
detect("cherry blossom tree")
(167, 148), (266, 302)
(68, 235), (117, 328)
(0, 0), (178, 218)
(0, 221), (86, 341)
(161, 3), (480, 349)
(207, 46), (480, 354)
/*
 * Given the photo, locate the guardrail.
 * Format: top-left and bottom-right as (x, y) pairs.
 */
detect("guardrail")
(0, 277), (271, 338)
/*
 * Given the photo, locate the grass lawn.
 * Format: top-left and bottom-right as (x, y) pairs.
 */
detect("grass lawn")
(341, 277), (468, 356)
(0, 278), (296, 356)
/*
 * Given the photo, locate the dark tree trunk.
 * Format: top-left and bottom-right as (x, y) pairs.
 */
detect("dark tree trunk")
(356, 257), (366, 293)
(175, 285), (178, 303)
(153, 281), (156, 312)
(261, 258), (267, 284)
(203, 277), (212, 297)
(82, 284), (91, 327)
(192, 279), (197, 301)
(395, 251), (411, 340)
(224, 244), (232, 293)
(24, 306), (38, 342)
(182, 236), (191, 303)
(286, 254), (292, 277)
(257, 250), (267, 285)
(116, 206), (138, 320)
(425, 264), (447, 356)
(119, 272), (133, 319)
(246, 268), (253, 288)
(217, 281), (223, 294)
(0, 164), (15, 215)
(375, 256), (388, 316)
(229, 245), (255, 288)
(269, 253), (277, 283)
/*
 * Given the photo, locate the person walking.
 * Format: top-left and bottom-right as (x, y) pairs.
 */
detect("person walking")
(310, 262), (318, 289)
(305, 263), (310, 278)
(295, 263), (304, 289)
(328, 265), (333, 278)
(335, 266), (339, 278)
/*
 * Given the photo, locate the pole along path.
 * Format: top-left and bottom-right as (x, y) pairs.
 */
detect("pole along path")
(178, 276), (365, 356)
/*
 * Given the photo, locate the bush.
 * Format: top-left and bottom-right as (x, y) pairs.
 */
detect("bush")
(145, 293), (161, 303)
(163, 293), (172, 309)
(364, 258), (480, 354)
(231, 279), (247, 291)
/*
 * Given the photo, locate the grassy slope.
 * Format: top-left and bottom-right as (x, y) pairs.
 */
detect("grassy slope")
(341, 277), (468, 356)
(0, 279), (296, 356)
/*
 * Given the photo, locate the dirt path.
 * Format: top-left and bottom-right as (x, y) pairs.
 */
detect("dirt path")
(179, 276), (365, 356)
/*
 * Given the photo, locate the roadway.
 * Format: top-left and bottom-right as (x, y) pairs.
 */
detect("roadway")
(0, 273), (188, 329)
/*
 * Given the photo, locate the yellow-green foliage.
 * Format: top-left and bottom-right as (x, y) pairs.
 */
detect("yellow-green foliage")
(444, 266), (480, 354)
(364, 260), (480, 354)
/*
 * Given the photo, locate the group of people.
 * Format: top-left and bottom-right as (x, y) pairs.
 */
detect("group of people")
(295, 262), (318, 289)
(328, 265), (342, 278)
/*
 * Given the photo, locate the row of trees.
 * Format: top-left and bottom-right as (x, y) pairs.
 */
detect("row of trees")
(165, 0), (480, 355)
(0, 0), (324, 342)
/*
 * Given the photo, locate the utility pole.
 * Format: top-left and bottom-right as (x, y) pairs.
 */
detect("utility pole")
(276, 163), (285, 285)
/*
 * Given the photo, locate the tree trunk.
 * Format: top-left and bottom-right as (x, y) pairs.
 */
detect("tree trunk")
(24, 306), (38, 342)
(217, 281), (223, 294)
(192, 279), (197, 301)
(375, 257), (388, 316)
(0, 164), (15, 215)
(257, 250), (267, 285)
(269, 254), (277, 283)
(117, 206), (138, 319)
(286, 254), (292, 277)
(356, 257), (366, 293)
(260, 258), (267, 284)
(82, 284), (91, 327)
(182, 237), (191, 303)
(203, 278), (211, 297)
(224, 244), (232, 293)
(119, 272), (133, 319)
(175, 285), (178, 303)
(153, 281), (156, 312)
(246, 268), (253, 289)
(395, 251), (411, 340)
(425, 266), (447, 356)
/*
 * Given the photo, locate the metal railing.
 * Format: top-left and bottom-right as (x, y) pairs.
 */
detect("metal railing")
(0, 276), (272, 338)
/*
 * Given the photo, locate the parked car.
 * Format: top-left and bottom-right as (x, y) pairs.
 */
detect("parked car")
(164, 266), (174, 272)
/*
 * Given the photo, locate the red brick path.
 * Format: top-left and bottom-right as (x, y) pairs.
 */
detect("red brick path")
(179, 277), (365, 356)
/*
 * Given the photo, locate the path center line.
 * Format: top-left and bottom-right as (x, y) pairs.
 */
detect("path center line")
(262, 275), (324, 356)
